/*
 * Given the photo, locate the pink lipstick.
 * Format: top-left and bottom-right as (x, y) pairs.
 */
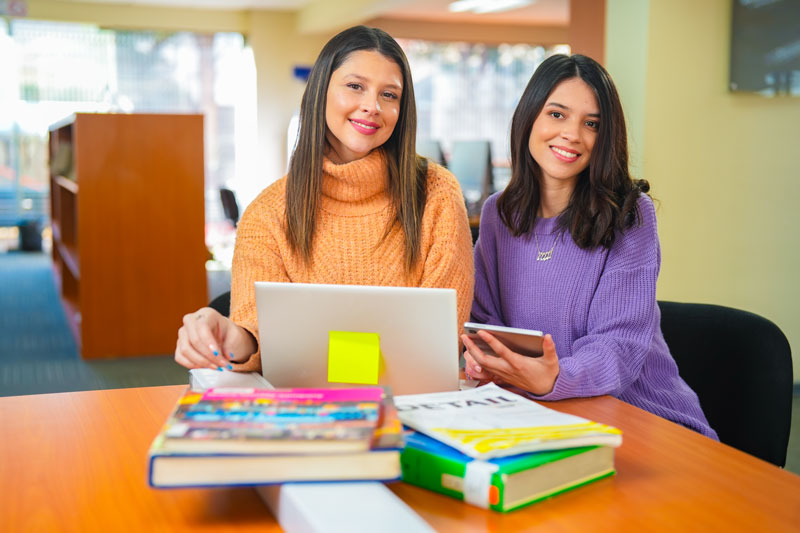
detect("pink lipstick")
(550, 145), (580, 162)
(349, 119), (379, 135)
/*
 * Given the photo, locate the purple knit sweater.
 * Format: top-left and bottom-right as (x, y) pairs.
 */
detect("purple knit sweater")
(472, 192), (718, 439)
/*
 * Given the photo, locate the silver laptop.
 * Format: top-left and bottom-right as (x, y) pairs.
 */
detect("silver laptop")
(254, 282), (459, 395)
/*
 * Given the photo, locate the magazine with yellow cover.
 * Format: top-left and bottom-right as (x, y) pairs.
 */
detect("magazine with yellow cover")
(394, 383), (622, 459)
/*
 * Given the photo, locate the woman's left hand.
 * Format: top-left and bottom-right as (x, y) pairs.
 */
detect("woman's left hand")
(461, 330), (560, 396)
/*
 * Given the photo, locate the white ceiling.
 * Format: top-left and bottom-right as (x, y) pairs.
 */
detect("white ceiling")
(379, 0), (569, 25)
(52, 0), (314, 9)
(51, 0), (569, 25)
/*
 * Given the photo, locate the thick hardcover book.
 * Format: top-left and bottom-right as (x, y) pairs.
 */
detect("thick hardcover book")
(148, 387), (403, 488)
(395, 382), (622, 459)
(401, 431), (615, 512)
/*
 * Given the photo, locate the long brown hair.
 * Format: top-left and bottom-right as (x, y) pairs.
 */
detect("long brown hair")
(498, 54), (649, 249)
(286, 25), (428, 270)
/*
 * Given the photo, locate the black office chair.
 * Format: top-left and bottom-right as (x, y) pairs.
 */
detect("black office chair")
(658, 300), (793, 467)
(209, 291), (231, 318)
(219, 188), (240, 227)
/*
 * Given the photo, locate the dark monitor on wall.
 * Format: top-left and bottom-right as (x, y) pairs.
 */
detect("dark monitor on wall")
(729, 0), (800, 95)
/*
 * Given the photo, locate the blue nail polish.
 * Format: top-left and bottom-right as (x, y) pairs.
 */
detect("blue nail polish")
(213, 350), (219, 357)
(227, 364), (233, 370)
(229, 352), (234, 359)
(217, 367), (224, 371)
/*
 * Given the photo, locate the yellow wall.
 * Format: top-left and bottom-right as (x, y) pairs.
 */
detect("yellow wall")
(246, 12), (331, 193)
(604, 0), (648, 179)
(607, 0), (800, 382)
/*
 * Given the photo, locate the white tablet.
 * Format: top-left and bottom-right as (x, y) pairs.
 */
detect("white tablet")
(464, 322), (544, 358)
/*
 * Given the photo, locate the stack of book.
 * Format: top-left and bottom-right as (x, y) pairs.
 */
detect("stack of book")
(148, 386), (402, 488)
(395, 383), (623, 513)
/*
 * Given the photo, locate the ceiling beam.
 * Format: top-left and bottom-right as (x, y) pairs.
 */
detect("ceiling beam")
(367, 16), (567, 45)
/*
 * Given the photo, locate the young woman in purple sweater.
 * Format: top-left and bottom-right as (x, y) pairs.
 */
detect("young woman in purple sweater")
(462, 54), (717, 439)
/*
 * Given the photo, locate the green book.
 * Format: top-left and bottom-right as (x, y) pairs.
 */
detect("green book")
(401, 431), (615, 512)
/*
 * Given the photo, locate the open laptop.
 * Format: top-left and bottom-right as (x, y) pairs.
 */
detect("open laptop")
(254, 282), (459, 395)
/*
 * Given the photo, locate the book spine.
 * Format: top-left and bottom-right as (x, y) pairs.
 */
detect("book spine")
(400, 445), (506, 511)
(400, 445), (467, 501)
(147, 455), (157, 488)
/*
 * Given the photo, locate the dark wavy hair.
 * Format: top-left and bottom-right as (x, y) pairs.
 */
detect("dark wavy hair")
(286, 25), (428, 271)
(497, 53), (649, 249)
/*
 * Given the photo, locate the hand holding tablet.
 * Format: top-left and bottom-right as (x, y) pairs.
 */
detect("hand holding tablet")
(463, 322), (545, 358)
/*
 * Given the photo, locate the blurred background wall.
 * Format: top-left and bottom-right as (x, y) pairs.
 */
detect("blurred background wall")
(6, 0), (798, 382)
(607, 0), (799, 382)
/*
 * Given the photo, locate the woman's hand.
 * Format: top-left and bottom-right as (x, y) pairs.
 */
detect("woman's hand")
(461, 330), (560, 396)
(174, 307), (257, 370)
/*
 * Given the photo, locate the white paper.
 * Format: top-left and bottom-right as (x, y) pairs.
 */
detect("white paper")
(463, 460), (500, 508)
(395, 383), (622, 459)
(258, 482), (435, 533)
(188, 369), (273, 391)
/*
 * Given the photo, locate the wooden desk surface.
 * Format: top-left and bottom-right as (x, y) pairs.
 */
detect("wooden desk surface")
(2, 385), (799, 532)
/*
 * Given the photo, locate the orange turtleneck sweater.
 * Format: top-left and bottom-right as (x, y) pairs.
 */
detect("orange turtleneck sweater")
(229, 150), (475, 372)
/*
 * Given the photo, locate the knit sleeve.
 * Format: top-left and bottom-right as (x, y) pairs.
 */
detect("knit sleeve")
(536, 195), (662, 400)
(471, 194), (504, 326)
(229, 183), (291, 373)
(418, 165), (475, 337)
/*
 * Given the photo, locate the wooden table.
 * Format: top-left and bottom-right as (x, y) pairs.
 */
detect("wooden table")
(2, 385), (799, 532)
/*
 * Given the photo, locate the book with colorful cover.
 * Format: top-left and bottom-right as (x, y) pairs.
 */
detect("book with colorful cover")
(148, 386), (403, 488)
(401, 431), (615, 512)
(394, 382), (622, 459)
(153, 386), (385, 455)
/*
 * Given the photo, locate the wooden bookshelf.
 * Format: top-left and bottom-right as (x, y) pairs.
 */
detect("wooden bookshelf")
(48, 113), (208, 359)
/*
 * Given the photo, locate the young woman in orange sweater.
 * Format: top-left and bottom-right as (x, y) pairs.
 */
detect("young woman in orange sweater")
(174, 26), (474, 372)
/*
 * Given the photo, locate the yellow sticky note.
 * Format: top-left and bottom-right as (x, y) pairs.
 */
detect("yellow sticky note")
(327, 331), (381, 385)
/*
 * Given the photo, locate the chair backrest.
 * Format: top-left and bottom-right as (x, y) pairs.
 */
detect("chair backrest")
(448, 140), (493, 206)
(219, 188), (239, 227)
(658, 300), (793, 466)
(416, 139), (447, 167)
(209, 290), (231, 318)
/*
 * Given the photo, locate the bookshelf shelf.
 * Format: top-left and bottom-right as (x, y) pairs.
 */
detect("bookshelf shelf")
(56, 239), (80, 280)
(48, 113), (209, 359)
(53, 175), (79, 194)
(51, 219), (61, 244)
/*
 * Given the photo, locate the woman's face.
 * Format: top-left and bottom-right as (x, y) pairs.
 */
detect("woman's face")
(325, 50), (403, 164)
(528, 77), (599, 189)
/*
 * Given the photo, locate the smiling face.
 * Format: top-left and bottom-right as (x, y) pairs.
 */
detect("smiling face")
(528, 77), (599, 191)
(324, 50), (403, 164)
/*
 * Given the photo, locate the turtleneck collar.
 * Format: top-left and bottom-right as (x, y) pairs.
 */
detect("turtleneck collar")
(321, 149), (391, 216)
